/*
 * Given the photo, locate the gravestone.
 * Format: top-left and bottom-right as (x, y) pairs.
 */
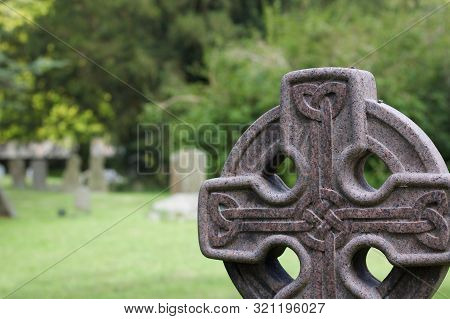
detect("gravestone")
(0, 164), (5, 179)
(88, 156), (107, 191)
(198, 68), (450, 299)
(149, 193), (198, 221)
(74, 185), (91, 212)
(62, 154), (81, 191)
(25, 167), (32, 181)
(87, 138), (114, 191)
(31, 159), (48, 190)
(170, 148), (206, 194)
(1, 141), (73, 190)
(0, 188), (15, 217)
(8, 159), (25, 188)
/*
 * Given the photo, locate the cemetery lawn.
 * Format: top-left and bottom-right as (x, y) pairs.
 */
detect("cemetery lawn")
(0, 182), (449, 298)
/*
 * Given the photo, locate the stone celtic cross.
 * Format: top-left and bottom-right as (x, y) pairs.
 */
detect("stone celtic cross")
(198, 68), (450, 298)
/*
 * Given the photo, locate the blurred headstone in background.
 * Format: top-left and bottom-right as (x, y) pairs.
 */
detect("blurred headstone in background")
(28, 140), (72, 191)
(0, 141), (72, 189)
(0, 188), (15, 217)
(148, 148), (207, 221)
(0, 142), (26, 187)
(8, 159), (26, 188)
(169, 148), (206, 194)
(89, 138), (115, 158)
(88, 155), (107, 191)
(149, 193), (198, 221)
(88, 138), (115, 192)
(0, 163), (5, 180)
(74, 185), (91, 212)
(63, 154), (81, 191)
(31, 159), (48, 190)
(26, 166), (33, 182)
(104, 169), (125, 189)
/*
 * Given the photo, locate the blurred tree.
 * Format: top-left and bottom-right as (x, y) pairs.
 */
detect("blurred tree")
(0, 0), (447, 188)
(21, 0), (271, 143)
(6, 0), (276, 183)
(0, 0), (106, 145)
(143, 0), (448, 185)
(260, 0), (449, 166)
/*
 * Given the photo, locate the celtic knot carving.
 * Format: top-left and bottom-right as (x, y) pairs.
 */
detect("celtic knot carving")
(209, 189), (448, 252)
(198, 68), (450, 299)
(291, 82), (347, 121)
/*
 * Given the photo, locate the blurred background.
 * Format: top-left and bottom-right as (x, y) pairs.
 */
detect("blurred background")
(0, 0), (448, 298)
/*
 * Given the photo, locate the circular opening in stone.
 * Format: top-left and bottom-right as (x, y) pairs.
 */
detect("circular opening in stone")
(363, 153), (391, 190)
(366, 247), (393, 282)
(352, 246), (393, 288)
(264, 153), (299, 190)
(277, 247), (301, 279)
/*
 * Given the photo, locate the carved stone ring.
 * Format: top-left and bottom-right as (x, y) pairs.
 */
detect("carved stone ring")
(198, 68), (450, 298)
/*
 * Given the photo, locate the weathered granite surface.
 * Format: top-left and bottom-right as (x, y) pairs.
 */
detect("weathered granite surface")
(198, 68), (450, 298)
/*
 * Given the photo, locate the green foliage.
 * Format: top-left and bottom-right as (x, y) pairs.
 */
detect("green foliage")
(364, 154), (392, 189)
(0, 54), (106, 144)
(34, 91), (105, 143)
(274, 156), (298, 189)
(0, 0), (448, 185)
(18, 0), (263, 144)
(0, 0), (53, 32)
(0, 0), (107, 144)
(260, 0), (449, 161)
(143, 0), (449, 183)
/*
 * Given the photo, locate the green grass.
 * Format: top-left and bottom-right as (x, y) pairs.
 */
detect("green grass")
(0, 178), (449, 298)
